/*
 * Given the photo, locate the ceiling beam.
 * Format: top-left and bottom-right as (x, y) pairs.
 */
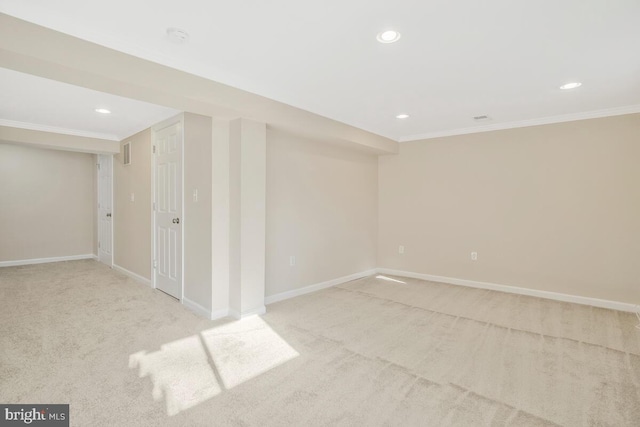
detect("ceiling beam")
(0, 126), (120, 154)
(0, 13), (398, 155)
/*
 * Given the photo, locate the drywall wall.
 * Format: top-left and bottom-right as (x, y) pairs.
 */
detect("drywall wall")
(0, 143), (95, 261)
(211, 118), (231, 316)
(113, 114), (215, 313)
(232, 118), (267, 315)
(183, 113), (213, 310)
(266, 130), (378, 297)
(378, 113), (640, 304)
(114, 128), (152, 279)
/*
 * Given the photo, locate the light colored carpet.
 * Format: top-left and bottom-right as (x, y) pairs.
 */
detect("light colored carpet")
(1, 260), (639, 426)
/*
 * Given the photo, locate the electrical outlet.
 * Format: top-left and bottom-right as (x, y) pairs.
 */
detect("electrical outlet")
(193, 189), (198, 202)
(130, 193), (135, 202)
(398, 245), (405, 254)
(289, 256), (296, 267)
(471, 251), (478, 261)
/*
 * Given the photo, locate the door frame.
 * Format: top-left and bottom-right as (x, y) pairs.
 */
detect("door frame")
(97, 154), (114, 267)
(151, 113), (185, 300)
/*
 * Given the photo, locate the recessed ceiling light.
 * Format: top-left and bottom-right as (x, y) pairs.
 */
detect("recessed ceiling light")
(377, 30), (401, 44)
(560, 82), (582, 90)
(166, 27), (190, 43)
(396, 114), (410, 119)
(95, 108), (111, 114)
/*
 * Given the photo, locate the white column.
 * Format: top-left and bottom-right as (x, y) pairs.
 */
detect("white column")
(227, 118), (267, 317)
(211, 118), (231, 319)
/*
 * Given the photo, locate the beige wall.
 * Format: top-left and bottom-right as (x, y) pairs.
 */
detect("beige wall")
(114, 128), (152, 279)
(0, 143), (95, 262)
(113, 114), (214, 311)
(211, 119), (231, 315)
(266, 130), (378, 297)
(183, 113), (213, 310)
(231, 118), (267, 314)
(379, 114), (640, 304)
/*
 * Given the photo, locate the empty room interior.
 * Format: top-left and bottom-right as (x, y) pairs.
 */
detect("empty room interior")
(1, 1), (639, 426)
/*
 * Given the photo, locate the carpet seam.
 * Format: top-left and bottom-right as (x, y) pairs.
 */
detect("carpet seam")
(333, 285), (640, 356)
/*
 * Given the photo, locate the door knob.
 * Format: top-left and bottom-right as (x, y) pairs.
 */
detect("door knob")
(106, 213), (112, 217)
(173, 218), (180, 224)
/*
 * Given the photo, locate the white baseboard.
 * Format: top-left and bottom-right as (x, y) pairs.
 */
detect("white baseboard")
(377, 268), (638, 313)
(112, 264), (152, 287)
(228, 306), (267, 319)
(182, 298), (236, 321)
(0, 254), (96, 267)
(265, 269), (377, 305)
(242, 306), (266, 317)
(182, 297), (211, 318)
(210, 308), (230, 321)
(182, 299), (266, 321)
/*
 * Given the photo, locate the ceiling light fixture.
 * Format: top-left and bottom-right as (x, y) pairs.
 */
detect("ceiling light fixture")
(396, 114), (410, 119)
(377, 30), (401, 44)
(560, 82), (582, 90)
(95, 108), (111, 114)
(166, 27), (190, 43)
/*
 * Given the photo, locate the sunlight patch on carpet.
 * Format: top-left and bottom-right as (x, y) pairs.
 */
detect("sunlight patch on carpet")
(201, 316), (299, 389)
(130, 316), (298, 415)
(375, 275), (407, 284)
(129, 335), (221, 416)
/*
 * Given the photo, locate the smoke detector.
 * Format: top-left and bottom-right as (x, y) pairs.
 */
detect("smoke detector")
(166, 28), (190, 43)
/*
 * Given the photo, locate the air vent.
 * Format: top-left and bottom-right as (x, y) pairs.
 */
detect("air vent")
(473, 115), (491, 121)
(123, 142), (131, 165)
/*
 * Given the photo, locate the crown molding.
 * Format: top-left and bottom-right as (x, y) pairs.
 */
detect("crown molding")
(0, 119), (119, 141)
(400, 104), (640, 142)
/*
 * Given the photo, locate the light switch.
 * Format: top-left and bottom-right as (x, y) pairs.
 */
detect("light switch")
(130, 193), (135, 202)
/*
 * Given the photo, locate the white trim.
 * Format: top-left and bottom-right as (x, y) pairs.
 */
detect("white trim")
(112, 264), (152, 287)
(376, 268), (638, 313)
(265, 269), (378, 305)
(210, 308), (230, 321)
(150, 129), (156, 289)
(0, 119), (119, 141)
(180, 302), (265, 321)
(97, 154), (114, 268)
(400, 104), (640, 142)
(228, 306), (267, 319)
(182, 298), (232, 321)
(182, 297), (211, 318)
(151, 113), (184, 298)
(0, 254), (95, 267)
(243, 306), (267, 317)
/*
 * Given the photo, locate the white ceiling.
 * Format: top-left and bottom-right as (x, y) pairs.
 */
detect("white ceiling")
(0, 68), (179, 141)
(1, 0), (639, 141)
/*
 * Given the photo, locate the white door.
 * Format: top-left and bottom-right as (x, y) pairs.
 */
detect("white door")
(97, 154), (113, 266)
(154, 121), (183, 299)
